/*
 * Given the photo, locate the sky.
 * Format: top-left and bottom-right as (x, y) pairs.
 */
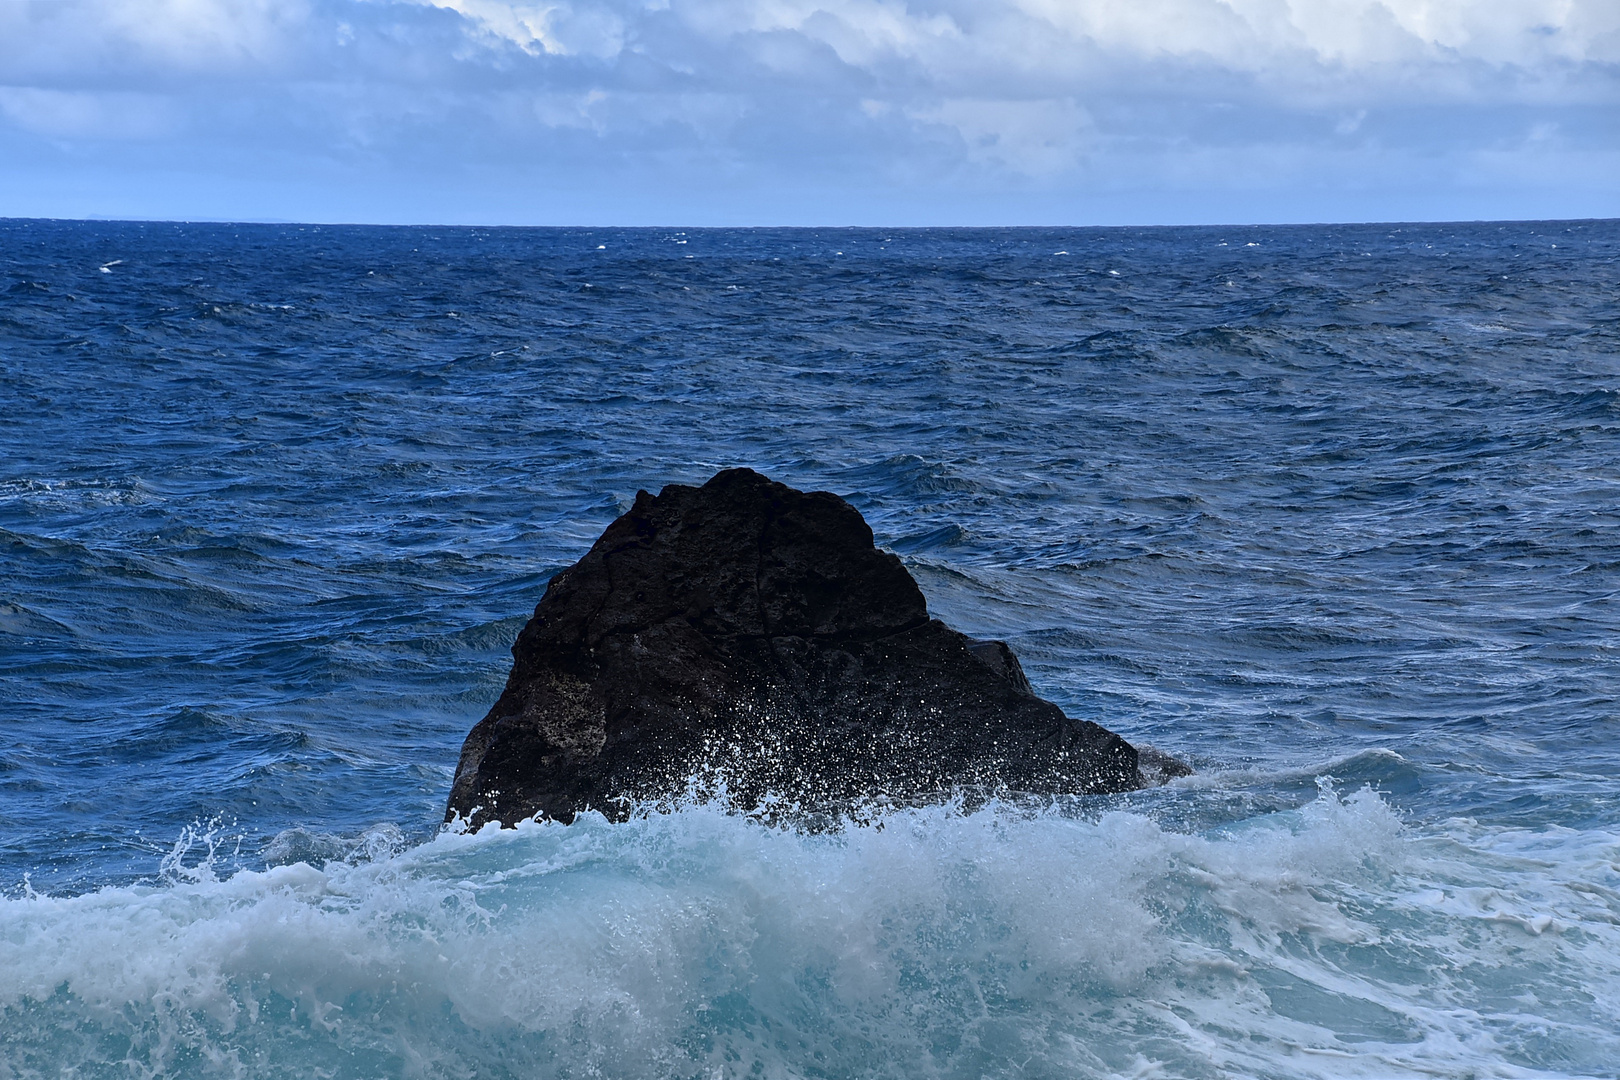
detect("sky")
(0, 0), (1616, 225)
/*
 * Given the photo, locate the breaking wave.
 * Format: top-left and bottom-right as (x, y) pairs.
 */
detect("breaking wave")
(4, 784), (1617, 1079)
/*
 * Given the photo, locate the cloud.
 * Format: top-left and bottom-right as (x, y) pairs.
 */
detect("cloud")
(0, 0), (1614, 221)
(428, 0), (631, 57)
(914, 97), (1094, 176)
(0, 87), (178, 139)
(7, 0), (1614, 92)
(418, 0), (1620, 79)
(0, 0), (313, 81)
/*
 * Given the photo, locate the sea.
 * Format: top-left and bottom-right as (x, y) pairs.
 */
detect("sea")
(1, 218), (1617, 1079)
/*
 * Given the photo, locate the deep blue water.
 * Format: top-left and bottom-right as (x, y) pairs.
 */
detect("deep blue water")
(1, 219), (1617, 1078)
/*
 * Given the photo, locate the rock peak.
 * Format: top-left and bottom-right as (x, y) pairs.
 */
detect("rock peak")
(447, 469), (1164, 827)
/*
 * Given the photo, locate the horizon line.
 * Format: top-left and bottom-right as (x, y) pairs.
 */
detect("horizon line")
(3, 214), (1616, 231)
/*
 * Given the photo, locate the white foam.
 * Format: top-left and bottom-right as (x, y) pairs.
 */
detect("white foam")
(2, 787), (1616, 1078)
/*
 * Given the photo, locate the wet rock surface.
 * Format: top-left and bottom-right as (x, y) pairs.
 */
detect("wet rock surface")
(447, 469), (1171, 826)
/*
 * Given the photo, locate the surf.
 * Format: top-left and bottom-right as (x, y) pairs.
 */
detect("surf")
(4, 781), (1615, 1079)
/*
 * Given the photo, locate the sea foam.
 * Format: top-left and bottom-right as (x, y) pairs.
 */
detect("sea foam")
(4, 784), (1616, 1079)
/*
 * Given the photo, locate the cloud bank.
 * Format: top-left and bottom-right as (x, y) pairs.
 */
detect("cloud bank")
(1, 0), (1615, 223)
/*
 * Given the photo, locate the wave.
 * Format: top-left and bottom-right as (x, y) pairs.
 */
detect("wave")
(3, 785), (1615, 1079)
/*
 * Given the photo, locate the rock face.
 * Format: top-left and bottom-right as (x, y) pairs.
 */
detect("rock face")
(447, 468), (1163, 827)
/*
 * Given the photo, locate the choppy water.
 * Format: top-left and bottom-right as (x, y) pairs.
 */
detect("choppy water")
(1, 219), (1617, 1078)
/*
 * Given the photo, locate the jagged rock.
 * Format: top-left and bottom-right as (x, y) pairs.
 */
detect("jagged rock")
(447, 468), (1179, 827)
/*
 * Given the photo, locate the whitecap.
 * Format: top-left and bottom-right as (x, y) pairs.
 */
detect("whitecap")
(3, 787), (1614, 1078)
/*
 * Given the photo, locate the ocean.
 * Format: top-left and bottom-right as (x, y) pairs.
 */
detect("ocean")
(1, 218), (1617, 1078)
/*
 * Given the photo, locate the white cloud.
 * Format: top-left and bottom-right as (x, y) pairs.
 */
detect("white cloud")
(0, 0), (1613, 218)
(0, 87), (177, 139)
(6, 0), (1613, 83)
(0, 0), (311, 79)
(426, 0), (630, 57)
(914, 97), (1093, 176)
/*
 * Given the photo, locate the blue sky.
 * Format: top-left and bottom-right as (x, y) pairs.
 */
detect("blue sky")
(1, 0), (1615, 225)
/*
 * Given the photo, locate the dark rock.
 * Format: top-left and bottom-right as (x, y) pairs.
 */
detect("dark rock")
(1134, 745), (1195, 788)
(966, 639), (1034, 695)
(447, 468), (1177, 827)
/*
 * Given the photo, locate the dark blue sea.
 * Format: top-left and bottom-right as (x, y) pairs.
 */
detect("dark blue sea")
(2, 219), (1618, 1078)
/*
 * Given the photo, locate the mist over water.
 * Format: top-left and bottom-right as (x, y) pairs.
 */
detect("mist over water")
(1, 220), (1618, 1077)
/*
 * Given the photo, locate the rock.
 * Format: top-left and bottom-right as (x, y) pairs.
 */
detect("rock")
(1134, 745), (1194, 788)
(446, 468), (1179, 827)
(965, 639), (1034, 695)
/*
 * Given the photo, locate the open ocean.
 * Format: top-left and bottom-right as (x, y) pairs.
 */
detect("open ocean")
(1, 218), (1617, 1078)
